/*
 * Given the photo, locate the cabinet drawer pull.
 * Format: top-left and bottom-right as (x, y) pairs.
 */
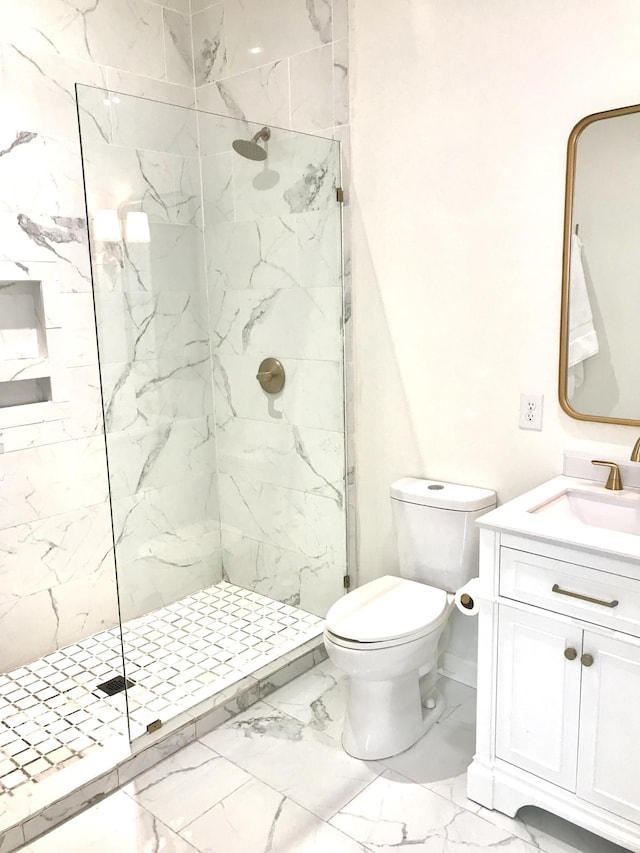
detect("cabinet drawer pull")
(551, 584), (618, 608)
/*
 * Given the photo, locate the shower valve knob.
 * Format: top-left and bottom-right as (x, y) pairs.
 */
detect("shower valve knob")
(256, 357), (285, 394)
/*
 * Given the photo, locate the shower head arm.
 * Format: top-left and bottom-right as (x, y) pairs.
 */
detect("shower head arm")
(251, 127), (271, 144)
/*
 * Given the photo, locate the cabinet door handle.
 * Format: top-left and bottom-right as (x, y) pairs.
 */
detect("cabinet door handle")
(581, 653), (594, 667)
(564, 647), (577, 661)
(551, 584), (619, 609)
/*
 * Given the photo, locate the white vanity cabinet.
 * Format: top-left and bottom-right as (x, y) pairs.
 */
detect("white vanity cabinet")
(469, 526), (640, 852)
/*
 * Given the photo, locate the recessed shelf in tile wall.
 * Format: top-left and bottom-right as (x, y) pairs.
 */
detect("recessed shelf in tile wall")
(0, 377), (52, 410)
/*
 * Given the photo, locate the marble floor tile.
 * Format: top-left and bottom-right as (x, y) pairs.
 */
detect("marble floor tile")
(330, 769), (538, 853)
(20, 790), (197, 852)
(262, 658), (347, 741)
(180, 776), (370, 853)
(381, 696), (476, 785)
(200, 702), (383, 820)
(123, 740), (251, 832)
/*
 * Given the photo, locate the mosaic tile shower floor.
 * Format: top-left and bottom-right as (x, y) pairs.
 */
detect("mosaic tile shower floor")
(0, 582), (322, 796)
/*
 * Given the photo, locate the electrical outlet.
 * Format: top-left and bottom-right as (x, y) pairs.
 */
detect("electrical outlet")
(519, 393), (543, 430)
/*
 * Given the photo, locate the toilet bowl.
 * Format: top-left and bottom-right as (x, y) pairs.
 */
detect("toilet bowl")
(324, 574), (453, 759)
(324, 478), (496, 761)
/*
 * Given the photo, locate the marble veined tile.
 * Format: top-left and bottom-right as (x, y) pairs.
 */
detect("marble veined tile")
(216, 418), (344, 503)
(210, 287), (343, 361)
(263, 658), (347, 741)
(0, 437), (108, 530)
(181, 776), (370, 853)
(20, 790), (197, 852)
(164, 9), (194, 87)
(200, 702), (383, 820)
(124, 741), (250, 831)
(0, 213), (91, 294)
(104, 68), (195, 108)
(290, 45), (334, 133)
(196, 60), (290, 130)
(0, 130), (85, 218)
(218, 473), (347, 565)
(381, 697), (477, 786)
(107, 89), (199, 157)
(333, 38), (349, 127)
(0, 46), (109, 141)
(222, 0), (331, 77)
(201, 152), (235, 226)
(193, 2), (227, 85)
(330, 769), (538, 853)
(1, 0), (165, 79)
(221, 531), (345, 615)
(205, 214), (299, 290)
(0, 504), (113, 606)
(213, 354), (344, 432)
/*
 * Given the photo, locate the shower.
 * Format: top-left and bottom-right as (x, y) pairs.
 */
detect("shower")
(232, 126), (271, 160)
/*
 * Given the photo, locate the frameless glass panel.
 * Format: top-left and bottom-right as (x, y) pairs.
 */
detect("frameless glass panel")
(77, 85), (345, 741)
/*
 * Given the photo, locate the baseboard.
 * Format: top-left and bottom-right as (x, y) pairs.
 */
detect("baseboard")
(438, 652), (477, 688)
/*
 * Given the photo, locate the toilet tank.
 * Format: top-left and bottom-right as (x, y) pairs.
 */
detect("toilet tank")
(390, 478), (496, 592)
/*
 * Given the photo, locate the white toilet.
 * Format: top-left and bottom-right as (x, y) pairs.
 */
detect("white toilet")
(324, 477), (496, 760)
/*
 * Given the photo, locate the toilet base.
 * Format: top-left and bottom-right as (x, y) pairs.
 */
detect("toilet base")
(341, 677), (445, 760)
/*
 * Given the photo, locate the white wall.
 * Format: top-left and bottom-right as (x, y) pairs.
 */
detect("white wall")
(351, 0), (640, 587)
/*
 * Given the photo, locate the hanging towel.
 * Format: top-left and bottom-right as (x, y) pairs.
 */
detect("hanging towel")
(567, 233), (599, 396)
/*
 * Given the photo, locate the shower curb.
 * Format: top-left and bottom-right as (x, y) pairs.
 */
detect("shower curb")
(2, 637), (327, 852)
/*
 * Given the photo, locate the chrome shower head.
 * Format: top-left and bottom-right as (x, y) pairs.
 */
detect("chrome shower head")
(232, 126), (271, 161)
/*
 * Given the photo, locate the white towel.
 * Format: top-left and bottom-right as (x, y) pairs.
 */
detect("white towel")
(567, 233), (599, 395)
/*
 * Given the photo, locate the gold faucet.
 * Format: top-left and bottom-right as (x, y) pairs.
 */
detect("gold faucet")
(591, 460), (623, 490)
(631, 438), (640, 463)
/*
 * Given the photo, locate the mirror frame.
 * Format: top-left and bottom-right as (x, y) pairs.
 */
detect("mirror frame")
(559, 102), (640, 426)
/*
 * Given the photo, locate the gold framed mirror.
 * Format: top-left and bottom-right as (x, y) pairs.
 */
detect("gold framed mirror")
(559, 103), (640, 426)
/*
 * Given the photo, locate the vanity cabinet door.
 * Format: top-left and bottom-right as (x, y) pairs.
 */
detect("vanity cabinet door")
(495, 605), (582, 791)
(577, 633), (640, 822)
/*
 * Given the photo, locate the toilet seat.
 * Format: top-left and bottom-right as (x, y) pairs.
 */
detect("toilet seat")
(325, 575), (451, 648)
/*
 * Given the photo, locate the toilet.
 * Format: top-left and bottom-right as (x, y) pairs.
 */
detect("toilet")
(324, 477), (496, 760)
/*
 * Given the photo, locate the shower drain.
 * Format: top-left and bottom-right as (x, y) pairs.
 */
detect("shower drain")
(95, 675), (135, 696)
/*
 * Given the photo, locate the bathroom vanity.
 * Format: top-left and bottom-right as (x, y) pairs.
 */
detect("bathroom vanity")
(468, 458), (640, 851)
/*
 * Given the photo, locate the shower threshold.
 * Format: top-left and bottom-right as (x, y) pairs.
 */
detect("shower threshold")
(0, 582), (324, 848)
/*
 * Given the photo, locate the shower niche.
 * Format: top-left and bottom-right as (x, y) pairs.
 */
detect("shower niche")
(0, 262), (65, 425)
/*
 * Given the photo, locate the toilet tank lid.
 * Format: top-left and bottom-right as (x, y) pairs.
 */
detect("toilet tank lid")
(390, 478), (496, 511)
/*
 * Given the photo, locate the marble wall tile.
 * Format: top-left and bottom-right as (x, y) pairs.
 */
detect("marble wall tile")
(111, 474), (219, 571)
(218, 473), (347, 565)
(232, 130), (339, 221)
(58, 293), (99, 367)
(84, 144), (202, 227)
(205, 215), (299, 290)
(297, 207), (342, 287)
(0, 215), (92, 294)
(106, 416), (215, 499)
(0, 437), (108, 530)
(193, 2), (227, 86)
(333, 38), (349, 127)
(201, 153), (235, 225)
(148, 0), (190, 13)
(216, 418), (344, 502)
(104, 69), (195, 108)
(0, 130), (86, 218)
(221, 532), (345, 615)
(332, 0), (348, 41)
(290, 45), (334, 133)
(0, 549), (118, 670)
(0, 46), (109, 140)
(212, 354), (344, 431)
(163, 9), (195, 87)
(1, 0), (165, 79)
(210, 287), (343, 360)
(222, 0), (331, 77)
(102, 356), (213, 434)
(196, 60), (290, 129)
(105, 92), (199, 157)
(0, 504), (113, 605)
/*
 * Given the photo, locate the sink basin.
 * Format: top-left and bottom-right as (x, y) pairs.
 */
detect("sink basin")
(529, 488), (640, 536)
